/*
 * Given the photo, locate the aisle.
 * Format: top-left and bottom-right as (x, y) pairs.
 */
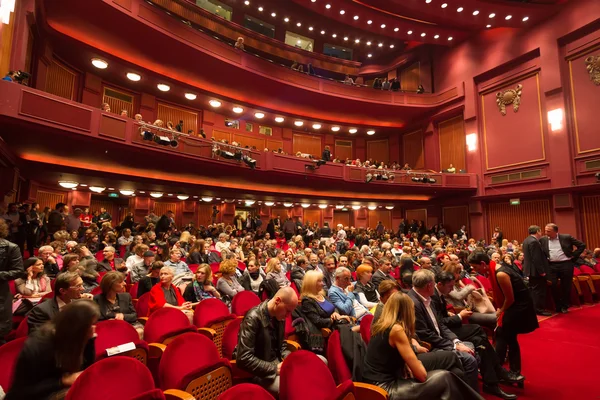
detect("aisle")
(483, 304), (600, 400)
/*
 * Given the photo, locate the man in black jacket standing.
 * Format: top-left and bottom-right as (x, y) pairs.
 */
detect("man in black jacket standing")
(235, 287), (298, 394)
(539, 223), (586, 314)
(522, 225), (551, 316)
(0, 219), (24, 345)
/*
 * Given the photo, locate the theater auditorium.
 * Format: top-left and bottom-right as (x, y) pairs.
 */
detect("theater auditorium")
(0, 0), (599, 399)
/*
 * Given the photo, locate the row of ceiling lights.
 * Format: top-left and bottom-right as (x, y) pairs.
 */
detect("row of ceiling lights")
(57, 182), (394, 208)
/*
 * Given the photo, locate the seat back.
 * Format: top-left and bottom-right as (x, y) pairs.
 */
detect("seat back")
(221, 317), (243, 359)
(193, 298), (236, 356)
(231, 291), (261, 317)
(359, 314), (373, 345)
(0, 337), (27, 391)
(326, 330), (353, 384)
(15, 316), (29, 338)
(135, 292), (151, 318)
(144, 307), (195, 344)
(66, 356), (155, 400)
(158, 332), (232, 399)
(129, 281), (140, 299)
(188, 264), (200, 273)
(217, 383), (275, 400)
(95, 251), (104, 262)
(95, 320), (147, 363)
(280, 350), (354, 400)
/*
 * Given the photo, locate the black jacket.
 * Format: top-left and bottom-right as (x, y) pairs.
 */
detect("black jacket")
(522, 235), (547, 277)
(290, 266), (306, 291)
(371, 270), (394, 291)
(407, 289), (457, 351)
(137, 276), (159, 298)
(0, 238), (24, 336)
(322, 149), (331, 162)
(27, 297), (59, 333)
(431, 288), (462, 329)
(235, 301), (290, 380)
(539, 234), (586, 262)
(93, 293), (138, 323)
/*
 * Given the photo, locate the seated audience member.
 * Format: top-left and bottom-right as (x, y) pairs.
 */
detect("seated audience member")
(328, 267), (370, 321)
(130, 250), (156, 283)
(38, 245), (60, 277)
(371, 257), (395, 290)
(27, 271), (94, 333)
(137, 261), (163, 298)
(187, 239), (206, 265)
(96, 246), (125, 272)
(239, 259), (266, 295)
(235, 287), (298, 394)
(215, 233), (230, 253)
(94, 271), (143, 338)
(372, 279), (402, 323)
(321, 256), (336, 291)
(354, 264), (380, 309)
(77, 259), (100, 293)
(13, 257), (52, 315)
(126, 244), (149, 271)
(363, 292), (482, 400)
(234, 36), (245, 50)
(6, 301), (100, 400)
(433, 272), (521, 398)
(62, 253), (80, 272)
(117, 228), (133, 247)
(148, 266), (193, 320)
(290, 256), (308, 291)
(265, 257), (290, 288)
(407, 269), (481, 394)
(164, 248), (193, 290)
(183, 264), (221, 302)
(216, 258), (245, 300)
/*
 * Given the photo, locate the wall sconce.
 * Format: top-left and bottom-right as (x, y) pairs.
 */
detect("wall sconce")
(548, 109), (563, 132)
(466, 133), (478, 152)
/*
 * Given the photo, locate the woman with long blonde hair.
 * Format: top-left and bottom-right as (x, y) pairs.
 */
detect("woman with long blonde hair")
(363, 292), (481, 400)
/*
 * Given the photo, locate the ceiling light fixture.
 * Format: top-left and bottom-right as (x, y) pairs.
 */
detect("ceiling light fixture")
(367, 130), (375, 135)
(284, 17), (289, 22)
(394, 27), (399, 32)
(421, 32), (426, 37)
(232, 106), (244, 113)
(120, 189), (135, 196)
(340, 10), (345, 14)
(505, 15), (512, 20)
(344, 36), (348, 41)
(294, 121), (304, 127)
(283, 202), (293, 207)
(332, 33), (337, 38)
(321, 30), (325, 34)
(264, 201), (275, 206)
(335, 205), (345, 209)
(378, 43), (383, 47)
(367, 54), (372, 58)
(390, 44), (395, 48)
(209, 99), (221, 107)
(257, 6), (263, 11)
(367, 20), (372, 24)
(157, 84), (170, 92)
(426, 0), (432, 3)
(91, 58), (108, 69)
(89, 186), (105, 193)
(254, 112), (265, 119)
(352, 205), (361, 210)
(185, 93), (197, 100)
(312, 123), (322, 129)
(489, 13), (495, 18)
(271, 12), (276, 17)
(366, 41), (372, 45)
(177, 195), (189, 200)
(368, 205), (377, 210)
(448, 36), (453, 41)
(275, 117), (285, 123)
(301, 203), (310, 208)
(434, 34), (439, 39)
(245, 200), (256, 205)
(457, 7), (463, 12)
(331, 126), (340, 132)
(325, 4), (331, 9)
(353, 15), (359, 20)
(385, 206), (394, 210)
(58, 181), (78, 189)
(126, 72), (141, 81)
(201, 197), (213, 202)
(296, 22), (301, 26)
(522, 16), (529, 22)
(381, 24), (386, 28)
(486, 24), (492, 28)
(349, 128), (357, 134)
(309, 26), (313, 31)
(441, 3), (447, 8)
(355, 39), (360, 43)
(407, 30), (413, 34)
(473, 10), (479, 15)
(318, 204), (328, 209)
(244, 0), (249, 4)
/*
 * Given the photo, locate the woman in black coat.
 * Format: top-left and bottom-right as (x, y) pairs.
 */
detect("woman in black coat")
(6, 301), (99, 400)
(94, 271), (143, 337)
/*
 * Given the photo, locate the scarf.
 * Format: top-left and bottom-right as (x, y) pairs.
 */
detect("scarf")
(249, 271), (260, 280)
(192, 280), (214, 301)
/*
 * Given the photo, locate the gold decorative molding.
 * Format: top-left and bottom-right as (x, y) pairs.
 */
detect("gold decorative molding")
(496, 84), (523, 116)
(585, 55), (600, 85)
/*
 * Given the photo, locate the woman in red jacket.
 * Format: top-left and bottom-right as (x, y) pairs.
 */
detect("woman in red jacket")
(149, 266), (193, 321)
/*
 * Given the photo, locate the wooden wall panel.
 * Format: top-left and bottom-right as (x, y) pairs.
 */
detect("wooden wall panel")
(366, 139), (389, 164)
(36, 190), (66, 213)
(197, 203), (213, 227)
(438, 115), (466, 172)
(266, 140), (284, 151)
(403, 131), (424, 169)
(581, 195), (600, 249)
(157, 102), (199, 134)
(293, 133), (322, 158)
(335, 140), (353, 162)
(45, 59), (76, 100)
(442, 205), (469, 237)
(153, 202), (177, 219)
(487, 199), (551, 243)
(569, 51), (600, 154)
(232, 133), (265, 150)
(400, 62), (420, 92)
(90, 198), (128, 227)
(333, 211), (350, 228)
(368, 210), (392, 231)
(303, 209), (322, 226)
(103, 87), (135, 117)
(406, 208), (427, 225)
(212, 130), (231, 142)
(271, 207), (290, 219)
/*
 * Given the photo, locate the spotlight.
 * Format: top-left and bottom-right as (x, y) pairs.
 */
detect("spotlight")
(234, 150), (243, 160)
(219, 150), (236, 160)
(154, 135), (171, 146)
(141, 130), (154, 141)
(170, 137), (179, 148)
(375, 173), (383, 181)
(595, 172), (600, 182)
(411, 177), (421, 183)
(242, 154), (257, 169)
(389, 174), (395, 181)
(381, 173), (389, 181)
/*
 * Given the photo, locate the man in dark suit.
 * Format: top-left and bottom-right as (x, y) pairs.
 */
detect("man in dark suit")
(27, 271), (93, 333)
(522, 225), (551, 316)
(370, 258), (395, 291)
(539, 223), (586, 314)
(0, 220), (24, 345)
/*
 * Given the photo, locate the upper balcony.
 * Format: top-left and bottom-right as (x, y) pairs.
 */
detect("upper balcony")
(0, 81), (477, 203)
(37, 0), (465, 129)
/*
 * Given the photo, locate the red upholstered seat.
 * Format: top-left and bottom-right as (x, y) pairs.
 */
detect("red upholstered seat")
(188, 264), (200, 273)
(231, 291), (261, 317)
(91, 286), (103, 295)
(94, 320), (149, 363)
(221, 317), (243, 359)
(119, 245), (127, 258)
(280, 350), (355, 400)
(359, 314), (373, 345)
(210, 262), (221, 274)
(15, 315), (29, 338)
(0, 337), (27, 392)
(290, 281), (299, 297)
(217, 383), (275, 400)
(135, 292), (151, 318)
(194, 298), (237, 356)
(95, 251), (104, 262)
(8, 280), (16, 295)
(237, 261), (246, 272)
(66, 356), (155, 400)
(475, 275), (492, 293)
(130, 281), (140, 299)
(144, 307), (197, 344)
(158, 332), (232, 397)
(130, 389), (166, 400)
(41, 291), (54, 302)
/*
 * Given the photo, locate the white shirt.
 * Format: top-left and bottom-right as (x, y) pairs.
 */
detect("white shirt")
(126, 254), (143, 271)
(215, 241), (230, 253)
(414, 290), (440, 336)
(548, 237), (569, 262)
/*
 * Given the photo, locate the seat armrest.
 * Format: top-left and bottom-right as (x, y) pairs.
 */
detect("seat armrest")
(197, 327), (216, 340)
(353, 382), (389, 400)
(230, 360), (254, 380)
(163, 389), (196, 400)
(148, 343), (166, 359)
(321, 328), (332, 338)
(284, 340), (301, 352)
(137, 317), (148, 326)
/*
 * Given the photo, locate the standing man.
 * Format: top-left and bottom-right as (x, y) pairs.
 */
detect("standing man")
(539, 223), (585, 314)
(0, 219), (24, 345)
(522, 225), (551, 316)
(97, 207), (112, 228)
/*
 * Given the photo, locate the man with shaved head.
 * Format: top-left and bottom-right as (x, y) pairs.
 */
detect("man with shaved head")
(236, 287), (298, 394)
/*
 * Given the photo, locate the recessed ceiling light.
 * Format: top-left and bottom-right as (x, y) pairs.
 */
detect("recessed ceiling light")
(344, 36), (348, 41)
(120, 189), (135, 196)
(271, 12), (276, 17)
(332, 33), (337, 38)
(522, 16), (529, 22)
(297, 40), (301, 44)
(441, 3), (447, 8)
(394, 27), (399, 32)
(331, 126), (340, 132)
(318, 204), (328, 209)
(296, 22), (301, 26)
(366, 41), (372, 45)
(486, 24), (492, 28)
(255, 112), (265, 119)
(367, 130), (375, 135)
(150, 192), (163, 198)
(157, 84), (170, 92)
(367, 54), (372, 57)
(355, 39), (360, 43)
(325, 3), (331, 9)
(284, 17), (289, 22)
(340, 10), (345, 14)
(421, 32), (426, 37)
(380, 24), (386, 28)
(321, 30), (326, 34)
(473, 10), (479, 15)
(264, 201), (275, 206)
(426, 0), (432, 3)
(244, 0), (249, 4)
(312, 123), (321, 129)
(448, 36), (453, 41)
(407, 30), (413, 34)
(209, 99), (221, 107)
(349, 128), (357, 134)
(311, 0), (316, 2)
(59, 181), (78, 189)
(505, 15), (512, 20)
(353, 15), (359, 20)
(390, 44), (395, 48)
(367, 20), (372, 24)
(91, 58), (108, 69)
(309, 26), (313, 30)
(489, 13), (495, 18)
(232, 106), (244, 113)
(378, 43), (383, 47)
(126, 72), (141, 81)
(201, 197), (213, 202)
(294, 121), (304, 127)
(275, 117), (284, 123)
(185, 93), (197, 100)
(434, 34), (439, 39)
(457, 7), (463, 12)
(89, 186), (105, 193)
(177, 195), (189, 200)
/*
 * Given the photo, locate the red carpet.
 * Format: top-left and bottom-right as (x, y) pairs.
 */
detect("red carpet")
(483, 304), (600, 400)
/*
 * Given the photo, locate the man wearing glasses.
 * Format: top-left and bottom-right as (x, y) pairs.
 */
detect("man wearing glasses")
(27, 271), (93, 333)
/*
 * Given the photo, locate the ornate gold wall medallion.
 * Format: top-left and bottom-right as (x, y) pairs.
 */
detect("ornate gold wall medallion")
(496, 84), (522, 116)
(585, 55), (600, 85)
